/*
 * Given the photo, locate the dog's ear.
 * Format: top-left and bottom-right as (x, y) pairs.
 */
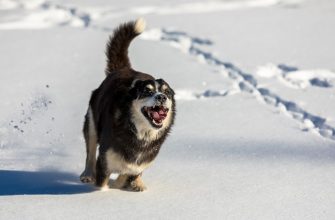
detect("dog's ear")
(129, 80), (142, 99)
(129, 87), (138, 99)
(169, 88), (175, 96)
(156, 78), (175, 97)
(156, 78), (166, 85)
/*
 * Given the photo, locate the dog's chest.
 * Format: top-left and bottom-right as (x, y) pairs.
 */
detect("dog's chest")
(106, 149), (152, 175)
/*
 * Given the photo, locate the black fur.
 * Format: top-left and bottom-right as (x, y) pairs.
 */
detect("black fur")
(81, 19), (176, 189)
(105, 20), (139, 75)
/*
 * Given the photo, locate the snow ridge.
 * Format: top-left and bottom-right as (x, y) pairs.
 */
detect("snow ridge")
(142, 28), (335, 140)
(0, 0), (91, 29)
(175, 89), (234, 100)
(129, 0), (304, 15)
(0, 0), (305, 29)
(256, 63), (335, 89)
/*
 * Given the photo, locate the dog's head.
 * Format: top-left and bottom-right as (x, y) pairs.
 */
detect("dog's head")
(129, 78), (175, 137)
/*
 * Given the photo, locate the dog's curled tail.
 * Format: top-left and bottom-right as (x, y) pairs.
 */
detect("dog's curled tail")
(105, 18), (146, 75)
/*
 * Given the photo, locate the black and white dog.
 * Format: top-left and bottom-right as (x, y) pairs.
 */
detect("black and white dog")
(80, 18), (175, 191)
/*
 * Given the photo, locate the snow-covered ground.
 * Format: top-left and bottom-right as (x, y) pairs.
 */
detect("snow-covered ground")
(1, 0), (335, 219)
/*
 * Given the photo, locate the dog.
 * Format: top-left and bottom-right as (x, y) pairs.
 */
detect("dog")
(80, 18), (176, 191)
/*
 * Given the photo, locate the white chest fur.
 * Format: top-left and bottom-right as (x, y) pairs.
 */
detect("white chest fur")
(106, 149), (151, 175)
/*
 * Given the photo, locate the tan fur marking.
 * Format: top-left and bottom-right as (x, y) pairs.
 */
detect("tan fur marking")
(112, 174), (147, 191)
(161, 84), (168, 91)
(130, 175), (147, 191)
(111, 174), (128, 189)
(146, 84), (154, 90)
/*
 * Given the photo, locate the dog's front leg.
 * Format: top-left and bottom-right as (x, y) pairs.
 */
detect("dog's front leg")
(95, 153), (111, 189)
(80, 108), (98, 183)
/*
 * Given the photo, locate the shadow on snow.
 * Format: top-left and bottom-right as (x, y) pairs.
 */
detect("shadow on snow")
(0, 170), (95, 196)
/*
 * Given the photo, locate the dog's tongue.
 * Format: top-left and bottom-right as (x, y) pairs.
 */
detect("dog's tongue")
(152, 112), (161, 120)
(152, 110), (167, 121)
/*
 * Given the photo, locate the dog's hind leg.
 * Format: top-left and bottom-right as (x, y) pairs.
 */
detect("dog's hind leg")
(80, 107), (98, 183)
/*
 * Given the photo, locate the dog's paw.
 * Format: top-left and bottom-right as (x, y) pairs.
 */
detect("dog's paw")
(127, 183), (147, 192)
(126, 178), (147, 192)
(112, 174), (147, 192)
(80, 170), (95, 183)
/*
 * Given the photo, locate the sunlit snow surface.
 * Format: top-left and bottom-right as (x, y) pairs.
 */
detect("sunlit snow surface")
(1, 0), (335, 219)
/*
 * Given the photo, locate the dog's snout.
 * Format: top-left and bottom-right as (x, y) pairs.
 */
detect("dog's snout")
(155, 94), (167, 103)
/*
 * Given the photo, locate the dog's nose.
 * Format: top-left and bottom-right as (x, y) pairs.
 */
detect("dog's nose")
(155, 94), (167, 103)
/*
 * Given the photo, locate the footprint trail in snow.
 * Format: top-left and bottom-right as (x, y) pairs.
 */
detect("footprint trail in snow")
(141, 28), (335, 141)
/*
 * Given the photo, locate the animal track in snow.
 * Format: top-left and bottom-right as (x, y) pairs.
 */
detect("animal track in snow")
(1, 0), (332, 141)
(0, 0), (305, 30)
(129, 0), (304, 15)
(256, 63), (335, 89)
(142, 28), (335, 141)
(0, 0), (91, 29)
(175, 89), (239, 101)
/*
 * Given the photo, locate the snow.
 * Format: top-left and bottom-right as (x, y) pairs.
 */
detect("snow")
(256, 63), (335, 89)
(1, 0), (335, 219)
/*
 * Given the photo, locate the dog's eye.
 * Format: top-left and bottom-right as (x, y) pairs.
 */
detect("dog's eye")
(145, 88), (154, 96)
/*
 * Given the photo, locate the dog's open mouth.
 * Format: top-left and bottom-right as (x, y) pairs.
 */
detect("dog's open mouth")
(142, 105), (169, 128)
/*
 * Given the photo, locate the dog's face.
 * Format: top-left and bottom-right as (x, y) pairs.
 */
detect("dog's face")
(130, 78), (175, 132)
